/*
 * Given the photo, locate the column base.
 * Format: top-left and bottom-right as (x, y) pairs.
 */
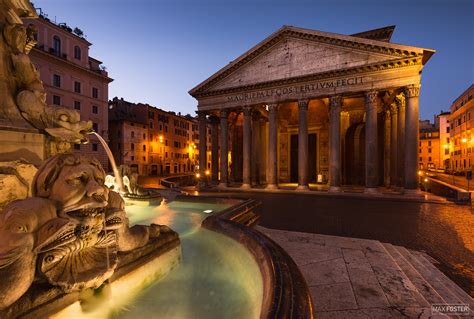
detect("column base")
(265, 184), (278, 190)
(217, 183), (227, 189)
(328, 186), (341, 193)
(241, 183), (251, 190)
(364, 187), (379, 194)
(296, 184), (310, 191)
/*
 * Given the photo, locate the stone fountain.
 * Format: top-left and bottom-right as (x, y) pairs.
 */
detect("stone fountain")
(0, 1), (181, 317)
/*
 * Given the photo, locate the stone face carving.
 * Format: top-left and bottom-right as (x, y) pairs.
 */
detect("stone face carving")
(0, 0), (92, 154)
(0, 153), (172, 309)
(32, 154), (118, 291)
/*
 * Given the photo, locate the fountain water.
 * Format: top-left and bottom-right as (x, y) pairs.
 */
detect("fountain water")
(89, 131), (125, 194)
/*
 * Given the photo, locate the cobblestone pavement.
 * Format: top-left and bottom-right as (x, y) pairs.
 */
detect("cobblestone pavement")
(198, 190), (474, 295)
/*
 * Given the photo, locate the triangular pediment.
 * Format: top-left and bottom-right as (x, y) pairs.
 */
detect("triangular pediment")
(189, 26), (434, 96)
(211, 37), (395, 91)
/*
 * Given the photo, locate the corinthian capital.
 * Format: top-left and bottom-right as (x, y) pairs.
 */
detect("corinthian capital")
(329, 95), (342, 107)
(389, 102), (398, 114)
(395, 93), (405, 108)
(242, 106), (252, 116)
(404, 84), (420, 98)
(267, 103), (279, 113)
(298, 99), (309, 110)
(365, 90), (378, 104)
(220, 110), (228, 119)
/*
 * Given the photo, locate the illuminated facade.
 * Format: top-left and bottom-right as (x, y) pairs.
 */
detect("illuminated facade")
(25, 14), (113, 170)
(190, 26), (435, 192)
(419, 123), (440, 169)
(448, 84), (474, 172)
(109, 97), (204, 176)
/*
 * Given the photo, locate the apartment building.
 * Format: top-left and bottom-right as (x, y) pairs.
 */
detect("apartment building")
(448, 85), (474, 172)
(25, 13), (113, 169)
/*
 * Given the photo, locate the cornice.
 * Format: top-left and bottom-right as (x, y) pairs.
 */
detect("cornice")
(190, 27), (427, 97)
(194, 56), (423, 99)
(31, 47), (113, 83)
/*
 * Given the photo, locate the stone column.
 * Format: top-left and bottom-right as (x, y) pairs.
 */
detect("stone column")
(266, 104), (279, 189)
(242, 106), (252, 189)
(390, 103), (398, 187)
(383, 109), (391, 187)
(218, 110), (229, 188)
(396, 94), (406, 188)
(210, 116), (219, 185)
(329, 95), (342, 191)
(251, 113), (260, 185)
(297, 99), (309, 190)
(404, 84), (420, 191)
(364, 90), (378, 192)
(197, 111), (207, 187)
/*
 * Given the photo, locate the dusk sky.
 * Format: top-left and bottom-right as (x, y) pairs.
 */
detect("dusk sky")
(32, 0), (473, 120)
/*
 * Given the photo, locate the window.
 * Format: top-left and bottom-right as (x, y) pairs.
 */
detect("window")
(92, 123), (98, 132)
(53, 36), (61, 55)
(53, 74), (61, 87)
(143, 145), (146, 151)
(142, 156), (146, 161)
(74, 46), (81, 60)
(92, 87), (98, 98)
(131, 156), (134, 161)
(419, 157), (422, 162)
(428, 148), (431, 153)
(92, 105), (98, 114)
(428, 141), (431, 146)
(131, 143), (135, 151)
(74, 144), (80, 150)
(53, 95), (61, 105)
(92, 143), (98, 151)
(74, 101), (81, 110)
(131, 131), (135, 138)
(74, 81), (81, 93)
(143, 133), (146, 139)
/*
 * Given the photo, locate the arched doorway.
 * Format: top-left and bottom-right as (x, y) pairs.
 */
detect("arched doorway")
(343, 123), (365, 185)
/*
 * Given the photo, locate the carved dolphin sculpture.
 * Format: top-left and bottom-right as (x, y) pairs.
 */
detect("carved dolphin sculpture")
(0, 198), (76, 310)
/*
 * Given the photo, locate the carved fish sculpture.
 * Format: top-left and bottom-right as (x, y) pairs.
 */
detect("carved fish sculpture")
(0, 198), (76, 310)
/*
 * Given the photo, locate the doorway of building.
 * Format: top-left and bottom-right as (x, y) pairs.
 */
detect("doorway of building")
(151, 165), (158, 176)
(290, 133), (317, 183)
(343, 123), (365, 185)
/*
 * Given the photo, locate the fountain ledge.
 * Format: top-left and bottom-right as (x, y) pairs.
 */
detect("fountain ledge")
(201, 197), (316, 319)
(1, 231), (181, 319)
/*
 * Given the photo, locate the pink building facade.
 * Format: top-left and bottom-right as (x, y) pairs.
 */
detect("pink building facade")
(24, 15), (113, 170)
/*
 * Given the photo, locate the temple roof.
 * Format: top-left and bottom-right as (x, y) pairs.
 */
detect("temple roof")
(190, 25), (435, 97)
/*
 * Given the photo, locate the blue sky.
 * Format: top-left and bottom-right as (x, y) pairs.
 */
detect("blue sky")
(32, 0), (473, 120)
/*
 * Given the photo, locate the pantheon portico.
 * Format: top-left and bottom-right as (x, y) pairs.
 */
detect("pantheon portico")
(189, 25), (435, 192)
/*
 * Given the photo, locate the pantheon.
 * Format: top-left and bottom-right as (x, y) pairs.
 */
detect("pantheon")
(189, 26), (435, 193)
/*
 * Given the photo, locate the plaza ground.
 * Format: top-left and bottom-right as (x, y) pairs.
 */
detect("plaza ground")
(193, 190), (473, 297)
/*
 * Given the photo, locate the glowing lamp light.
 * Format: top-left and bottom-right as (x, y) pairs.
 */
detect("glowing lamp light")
(203, 209), (213, 214)
(443, 144), (449, 149)
(418, 171), (423, 176)
(424, 178), (428, 182)
(195, 173), (200, 178)
(462, 138), (467, 143)
(205, 170), (210, 176)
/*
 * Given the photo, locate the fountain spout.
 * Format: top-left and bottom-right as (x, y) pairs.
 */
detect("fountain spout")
(88, 131), (125, 194)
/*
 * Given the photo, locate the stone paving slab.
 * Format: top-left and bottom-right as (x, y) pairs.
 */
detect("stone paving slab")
(256, 226), (469, 318)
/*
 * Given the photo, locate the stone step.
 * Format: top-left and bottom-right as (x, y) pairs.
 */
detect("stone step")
(358, 239), (424, 308)
(382, 243), (444, 306)
(410, 250), (474, 309)
(395, 246), (465, 306)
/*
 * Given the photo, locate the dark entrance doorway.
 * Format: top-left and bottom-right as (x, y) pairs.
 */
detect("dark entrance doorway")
(343, 123), (365, 185)
(151, 165), (158, 176)
(290, 133), (317, 183)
